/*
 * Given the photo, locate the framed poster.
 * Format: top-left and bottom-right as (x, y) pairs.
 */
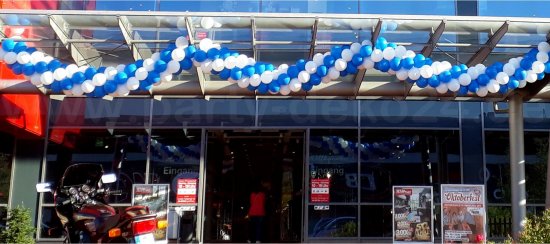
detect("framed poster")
(393, 186), (433, 243)
(310, 178), (330, 203)
(441, 184), (486, 244)
(132, 184), (170, 243)
(176, 178), (198, 204)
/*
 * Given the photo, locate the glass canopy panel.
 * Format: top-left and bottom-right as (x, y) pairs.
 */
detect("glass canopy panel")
(255, 17), (314, 50)
(316, 18), (376, 44)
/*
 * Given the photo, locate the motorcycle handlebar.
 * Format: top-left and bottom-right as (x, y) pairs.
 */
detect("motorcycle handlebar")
(109, 190), (123, 195)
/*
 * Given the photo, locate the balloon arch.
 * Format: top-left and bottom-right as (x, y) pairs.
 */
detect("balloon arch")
(1, 34), (549, 98)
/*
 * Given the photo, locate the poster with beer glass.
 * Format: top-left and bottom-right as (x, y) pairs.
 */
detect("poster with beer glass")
(393, 186), (433, 242)
(441, 184), (486, 243)
(132, 184), (169, 243)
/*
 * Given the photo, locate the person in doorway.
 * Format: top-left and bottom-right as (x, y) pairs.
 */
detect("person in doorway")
(246, 182), (266, 243)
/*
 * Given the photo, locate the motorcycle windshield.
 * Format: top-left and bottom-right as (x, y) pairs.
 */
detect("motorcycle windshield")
(60, 163), (104, 187)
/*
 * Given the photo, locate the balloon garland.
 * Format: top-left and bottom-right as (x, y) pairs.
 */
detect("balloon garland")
(1, 35), (550, 97)
(310, 135), (419, 159)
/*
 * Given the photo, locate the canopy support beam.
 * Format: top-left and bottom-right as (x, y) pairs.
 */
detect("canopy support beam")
(353, 19), (383, 98)
(467, 21), (509, 66)
(49, 15), (101, 67)
(185, 16), (205, 96)
(118, 16), (151, 61)
(308, 18), (319, 59)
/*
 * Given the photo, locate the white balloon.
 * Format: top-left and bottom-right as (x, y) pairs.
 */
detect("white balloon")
(249, 74), (261, 86)
(247, 58), (256, 66)
(476, 86), (488, 97)
(43, 56), (54, 63)
(509, 58), (520, 69)
(322, 76), (331, 84)
(441, 61), (452, 71)
(4, 52), (17, 64)
(175, 36), (188, 48)
(341, 49), (353, 62)
(289, 78), (302, 92)
(361, 40), (373, 46)
(62, 89), (73, 96)
(538, 41), (550, 53)
(126, 77), (140, 91)
(408, 67), (421, 80)
(503, 63), (516, 76)
(496, 72), (510, 85)
(279, 85), (291, 95)
(167, 60), (181, 73)
(420, 65), (433, 79)
(272, 70), (281, 80)
(526, 70), (537, 83)
(200, 60), (213, 73)
(475, 63), (486, 74)
(260, 71), (273, 84)
(236, 55), (248, 69)
(192, 59), (201, 67)
(305, 61), (317, 74)
(151, 52), (160, 61)
(40, 71), (54, 85)
(171, 48), (186, 61)
(143, 58), (155, 72)
(71, 84), (84, 96)
(436, 83), (448, 94)
(467, 67), (480, 80)
(199, 38), (213, 51)
(431, 62), (442, 75)
(30, 73), (41, 86)
(0, 49), (5, 60)
(16, 51), (31, 64)
(116, 64), (126, 72)
(65, 64), (79, 78)
(104, 66), (117, 80)
(404, 50), (416, 58)
(370, 49), (383, 62)
(382, 47), (395, 60)
(92, 73), (107, 86)
(388, 69), (396, 75)
(396, 69), (408, 80)
(81, 80), (95, 93)
(394, 45), (407, 58)
(116, 85), (130, 96)
(53, 68), (67, 81)
(536, 51), (549, 63)
(297, 71), (310, 83)
(135, 67), (148, 80)
(448, 79), (460, 92)
(212, 59), (225, 72)
(201, 17), (215, 29)
(458, 73), (472, 86)
(78, 65), (89, 73)
(350, 43), (362, 54)
(237, 77), (249, 88)
(334, 59), (347, 71)
(224, 56), (237, 69)
(519, 79), (527, 88)
(362, 57), (374, 69)
(487, 80), (500, 93)
(278, 63), (289, 72)
(532, 61), (545, 74)
(328, 67), (340, 80)
(30, 51), (45, 64)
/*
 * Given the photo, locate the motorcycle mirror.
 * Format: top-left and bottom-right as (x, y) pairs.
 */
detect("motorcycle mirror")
(102, 173), (117, 184)
(36, 183), (52, 193)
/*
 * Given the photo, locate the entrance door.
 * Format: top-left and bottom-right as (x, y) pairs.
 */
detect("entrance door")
(203, 130), (304, 243)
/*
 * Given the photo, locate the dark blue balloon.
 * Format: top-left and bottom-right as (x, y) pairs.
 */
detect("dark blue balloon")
(210, 70), (219, 75)
(296, 59), (306, 71)
(458, 86), (468, 95)
(389, 58), (401, 71)
(22, 63), (34, 76)
(508, 77), (519, 89)
(424, 58), (433, 66)
(154, 60), (167, 73)
(323, 55), (336, 67)
(26, 47), (37, 53)
(114, 72), (128, 85)
(331, 46), (343, 59)
(61, 78), (73, 90)
(180, 58), (193, 70)
(316, 65), (328, 77)
(359, 45), (373, 57)
(477, 74), (490, 86)
(219, 47), (230, 59)
(257, 83), (268, 94)
(230, 68), (242, 80)
(538, 72), (545, 80)
(302, 82), (313, 91)
(2, 39), (15, 51)
(499, 84), (508, 94)
(166, 43), (176, 50)
(287, 65), (299, 78)
(520, 57), (534, 70)
(135, 59), (144, 67)
(48, 60), (62, 71)
(545, 62), (550, 73)
(207, 48), (220, 60)
(247, 85), (257, 91)
(242, 65), (255, 77)
(468, 81), (479, 93)
(352, 54), (363, 66)
(268, 82), (280, 93)
(377, 59), (390, 72)
(219, 69), (231, 80)
(71, 72), (86, 84)
(277, 73), (290, 85)
(401, 57), (414, 69)
(11, 63), (22, 75)
(346, 63), (358, 74)
(265, 64), (275, 71)
(148, 72), (161, 84)
(339, 70), (347, 77)
(486, 66), (498, 79)
(51, 81), (62, 93)
(193, 50), (207, 62)
(493, 62), (504, 72)
(526, 48), (538, 58)
(416, 77), (428, 88)
(13, 42), (27, 53)
(514, 68), (527, 80)
(124, 64), (137, 77)
(97, 66), (107, 73)
(310, 74), (322, 85)
(428, 75), (440, 88)
(160, 50), (172, 62)
(459, 64), (468, 72)
(139, 81), (153, 91)
(35, 61), (48, 74)
(255, 63), (266, 74)
(185, 46), (196, 58)
(413, 54), (426, 68)
(438, 70), (452, 83)
(451, 66), (462, 78)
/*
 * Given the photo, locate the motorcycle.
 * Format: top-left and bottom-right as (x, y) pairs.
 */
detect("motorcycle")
(36, 163), (158, 243)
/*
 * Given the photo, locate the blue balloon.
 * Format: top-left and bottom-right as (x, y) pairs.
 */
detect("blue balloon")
(219, 69), (231, 80)
(316, 65), (328, 77)
(268, 82), (280, 93)
(135, 59), (144, 67)
(538, 72), (545, 80)
(416, 77), (428, 88)
(22, 63), (34, 76)
(139, 81), (153, 91)
(194, 50), (207, 62)
(340, 70), (348, 77)
(230, 68), (242, 80)
(154, 60), (167, 73)
(219, 47), (230, 59)
(331, 46), (342, 59)
(459, 64), (468, 72)
(207, 48), (220, 60)
(166, 43), (176, 50)
(428, 75), (440, 88)
(493, 62), (504, 72)
(401, 57), (414, 69)
(377, 59), (390, 72)
(352, 54), (363, 66)
(114, 72), (128, 85)
(48, 60), (62, 71)
(477, 74), (490, 86)
(51, 81), (62, 93)
(413, 54), (426, 68)
(26, 47), (37, 53)
(406, 78), (416, 84)
(323, 55), (336, 67)
(230, 52), (239, 57)
(148, 72), (161, 84)
(296, 59), (306, 71)
(438, 70), (452, 83)
(310, 74), (322, 85)
(277, 73), (290, 85)
(254, 63), (266, 74)
(389, 58), (401, 71)
(160, 50), (172, 62)
(302, 82), (313, 91)
(468, 81), (479, 93)
(388, 43), (397, 49)
(375, 37), (388, 50)
(499, 84), (508, 94)
(61, 78), (73, 90)
(458, 86), (469, 95)
(2, 39), (15, 51)
(346, 63), (358, 74)
(451, 65), (462, 78)
(124, 64), (137, 77)
(257, 83), (268, 94)
(185, 46), (196, 58)
(11, 63), (22, 75)
(242, 65), (255, 77)
(514, 68), (527, 80)
(35, 61), (48, 74)
(13, 42), (27, 53)
(545, 62), (550, 73)
(71, 72), (86, 84)
(287, 65), (299, 78)
(359, 45), (373, 57)
(424, 58), (433, 66)
(520, 57), (533, 70)
(97, 66), (107, 73)
(247, 85), (257, 91)
(485, 66), (498, 79)
(265, 63), (275, 71)
(508, 77), (519, 89)
(526, 48), (538, 58)
(180, 58), (193, 70)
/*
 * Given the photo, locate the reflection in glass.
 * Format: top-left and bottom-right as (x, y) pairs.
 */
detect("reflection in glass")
(360, 205), (392, 237)
(39, 207), (63, 239)
(0, 132), (13, 204)
(308, 205), (357, 238)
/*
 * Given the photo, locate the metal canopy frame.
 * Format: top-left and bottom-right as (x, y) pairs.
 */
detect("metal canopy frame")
(1, 10), (550, 101)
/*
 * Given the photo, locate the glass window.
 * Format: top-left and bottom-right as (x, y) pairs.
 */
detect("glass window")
(262, 0), (358, 14)
(95, 0), (156, 11)
(360, 0), (456, 15)
(360, 205), (392, 237)
(479, 1), (550, 17)
(361, 101), (459, 128)
(149, 129), (201, 203)
(0, 132), (14, 205)
(308, 205), (358, 238)
(258, 100), (358, 127)
(360, 130), (461, 203)
(309, 129), (358, 203)
(160, 0), (260, 12)
(44, 128), (148, 204)
(484, 102), (550, 130)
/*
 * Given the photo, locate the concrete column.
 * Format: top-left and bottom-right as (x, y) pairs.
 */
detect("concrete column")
(509, 94), (526, 239)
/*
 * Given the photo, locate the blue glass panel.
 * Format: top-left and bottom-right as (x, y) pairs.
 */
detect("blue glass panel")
(159, 0), (260, 12)
(461, 102), (484, 184)
(360, 101), (459, 128)
(262, 0), (358, 13)
(152, 99), (255, 127)
(308, 205), (358, 238)
(258, 99), (358, 127)
(484, 102), (550, 130)
(479, 0), (550, 17)
(95, 0), (157, 11)
(360, 0), (456, 15)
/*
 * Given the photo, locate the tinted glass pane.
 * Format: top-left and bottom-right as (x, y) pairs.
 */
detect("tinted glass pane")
(149, 129), (201, 203)
(360, 205), (392, 237)
(39, 207), (63, 239)
(160, 0), (260, 12)
(0, 132), (14, 204)
(308, 205), (358, 238)
(484, 102), (550, 130)
(45, 129), (148, 204)
(95, 0), (156, 11)
(479, 1), (550, 17)
(152, 99), (255, 127)
(361, 101), (459, 128)
(310, 130), (358, 203)
(259, 100), (358, 127)
(361, 0), (455, 15)
(49, 98), (150, 128)
(262, 0), (358, 13)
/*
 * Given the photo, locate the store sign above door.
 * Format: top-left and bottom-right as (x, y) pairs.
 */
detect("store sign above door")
(2, 32), (549, 98)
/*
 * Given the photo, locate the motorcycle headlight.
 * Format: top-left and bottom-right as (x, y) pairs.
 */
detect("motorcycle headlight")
(68, 187), (78, 195)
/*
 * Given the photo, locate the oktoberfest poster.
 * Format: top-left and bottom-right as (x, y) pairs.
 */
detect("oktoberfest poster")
(132, 184), (169, 243)
(441, 184), (486, 243)
(393, 186), (433, 242)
